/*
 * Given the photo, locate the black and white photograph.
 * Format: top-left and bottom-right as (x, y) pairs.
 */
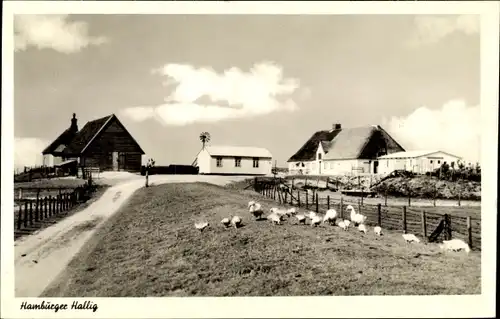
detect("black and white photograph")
(1, 1), (498, 318)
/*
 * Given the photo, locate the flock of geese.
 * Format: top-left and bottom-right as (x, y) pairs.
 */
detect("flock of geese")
(194, 201), (383, 235)
(193, 200), (471, 254)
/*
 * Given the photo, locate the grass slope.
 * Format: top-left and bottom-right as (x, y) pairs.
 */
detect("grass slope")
(42, 183), (481, 297)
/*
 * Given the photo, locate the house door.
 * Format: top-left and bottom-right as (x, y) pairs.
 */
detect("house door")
(112, 152), (119, 171)
(119, 153), (126, 171)
(373, 160), (379, 174)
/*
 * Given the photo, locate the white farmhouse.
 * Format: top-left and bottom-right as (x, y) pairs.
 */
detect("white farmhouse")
(377, 150), (462, 175)
(287, 124), (406, 176)
(194, 145), (273, 175)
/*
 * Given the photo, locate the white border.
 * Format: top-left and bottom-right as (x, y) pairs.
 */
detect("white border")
(2, 2), (498, 318)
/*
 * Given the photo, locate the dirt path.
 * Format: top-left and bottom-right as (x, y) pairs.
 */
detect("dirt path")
(14, 174), (248, 297)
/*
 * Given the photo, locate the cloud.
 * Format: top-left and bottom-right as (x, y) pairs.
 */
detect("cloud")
(407, 15), (479, 47)
(121, 61), (302, 126)
(14, 137), (48, 171)
(382, 99), (481, 164)
(14, 14), (108, 53)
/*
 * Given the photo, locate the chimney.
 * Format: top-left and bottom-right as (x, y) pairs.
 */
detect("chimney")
(333, 123), (341, 130)
(70, 113), (78, 133)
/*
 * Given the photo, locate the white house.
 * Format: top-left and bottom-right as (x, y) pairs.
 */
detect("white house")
(377, 150), (462, 175)
(287, 124), (406, 176)
(194, 145), (273, 175)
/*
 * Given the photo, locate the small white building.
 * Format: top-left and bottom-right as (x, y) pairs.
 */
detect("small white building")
(377, 150), (462, 175)
(194, 145), (273, 175)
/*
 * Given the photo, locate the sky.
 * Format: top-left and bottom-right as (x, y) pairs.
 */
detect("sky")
(13, 14), (481, 170)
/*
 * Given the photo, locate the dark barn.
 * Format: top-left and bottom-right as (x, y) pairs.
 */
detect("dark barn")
(42, 113), (145, 173)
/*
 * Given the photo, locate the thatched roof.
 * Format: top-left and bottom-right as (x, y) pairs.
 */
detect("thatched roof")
(287, 125), (405, 162)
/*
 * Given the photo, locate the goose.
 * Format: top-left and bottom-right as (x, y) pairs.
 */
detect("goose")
(295, 213), (306, 224)
(402, 233), (420, 244)
(358, 224), (367, 234)
(221, 217), (231, 227)
(194, 221), (209, 232)
(231, 216), (243, 229)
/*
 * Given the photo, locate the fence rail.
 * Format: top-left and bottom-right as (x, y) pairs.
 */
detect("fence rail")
(14, 184), (97, 234)
(253, 178), (481, 251)
(284, 174), (479, 206)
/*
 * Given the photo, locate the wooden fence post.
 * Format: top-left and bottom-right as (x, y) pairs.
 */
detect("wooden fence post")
(361, 190), (364, 206)
(445, 214), (452, 240)
(384, 191), (388, 207)
(57, 195), (61, 213)
(44, 197), (48, 219)
(24, 202), (28, 228)
(458, 191), (461, 207)
(340, 197), (344, 219)
(306, 191), (309, 209)
(29, 201), (34, 226)
(357, 198), (361, 217)
(315, 193), (319, 213)
(35, 197), (39, 223)
(408, 193), (411, 207)
(466, 216), (472, 249)
(17, 205), (23, 230)
(18, 188), (23, 200)
(39, 199), (43, 221)
(297, 190), (301, 207)
(402, 206), (407, 234)
(377, 203), (381, 226)
(48, 196), (52, 217)
(433, 186), (437, 207)
(291, 179), (295, 205)
(421, 210), (427, 238)
(327, 195), (330, 210)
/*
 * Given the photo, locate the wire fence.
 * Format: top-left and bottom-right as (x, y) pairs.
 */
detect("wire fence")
(253, 178), (481, 251)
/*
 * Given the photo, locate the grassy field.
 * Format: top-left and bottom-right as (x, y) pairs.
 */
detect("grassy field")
(42, 183), (481, 297)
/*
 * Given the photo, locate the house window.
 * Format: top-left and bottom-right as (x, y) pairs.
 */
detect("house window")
(216, 157), (223, 167)
(235, 157), (241, 167)
(430, 160), (433, 164)
(438, 160), (441, 164)
(253, 158), (259, 168)
(318, 153), (322, 160)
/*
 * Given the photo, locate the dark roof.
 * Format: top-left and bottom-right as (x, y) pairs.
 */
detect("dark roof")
(63, 115), (113, 155)
(63, 114), (145, 156)
(287, 125), (405, 162)
(287, 129), (341, 162)
(42, 128), (77, 155)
